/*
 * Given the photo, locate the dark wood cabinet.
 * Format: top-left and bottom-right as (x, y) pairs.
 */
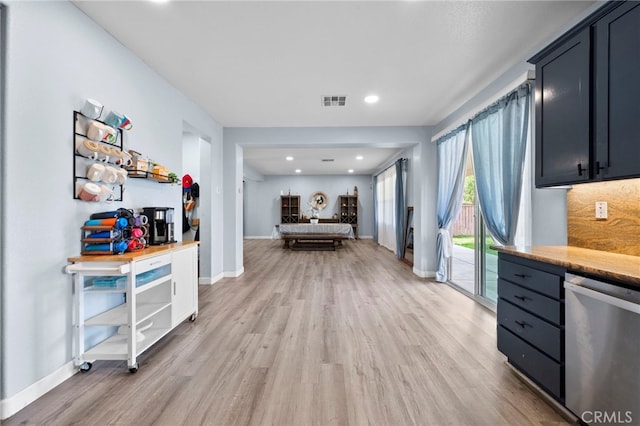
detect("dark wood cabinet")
(339, 195), (358, 238)
(530, 1), (640, 187)
(594, 1), (640, 180)
(496, 253), (566, 402)
(280, 195), (300, 223)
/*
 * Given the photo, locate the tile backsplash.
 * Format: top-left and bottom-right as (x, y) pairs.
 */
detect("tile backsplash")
(567, 178), (640, 256)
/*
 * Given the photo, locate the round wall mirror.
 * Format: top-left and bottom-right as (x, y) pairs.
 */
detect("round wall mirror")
(310, 192), (329, 210)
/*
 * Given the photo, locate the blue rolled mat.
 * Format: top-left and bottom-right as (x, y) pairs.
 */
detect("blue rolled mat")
(84, 243), (112, 251)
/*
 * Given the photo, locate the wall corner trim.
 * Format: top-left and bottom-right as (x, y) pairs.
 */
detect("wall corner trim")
(199, 272), (224, 285)
(1, 361), (77, 420)
(224, 267), (245, 278)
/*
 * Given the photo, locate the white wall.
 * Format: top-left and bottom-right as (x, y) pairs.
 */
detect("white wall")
(412, 136), (438, 277)
(1, 1), (223, 410)
(182, 132), (202, 182)
(244, 175), (374, 238)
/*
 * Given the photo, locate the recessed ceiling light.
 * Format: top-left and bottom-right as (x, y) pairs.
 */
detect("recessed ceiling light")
(356, 155), (363, 160)
(149, 0), (170, 3)
(295, 169), (301, 173)
(364, 95), (379, 104)
(286, 156), (294, 161)
(348, 169), (354, 174)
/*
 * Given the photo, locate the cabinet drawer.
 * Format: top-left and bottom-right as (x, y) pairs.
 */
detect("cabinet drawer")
(497, 325), (562, 400)
(498, 300), (562, 361)
(135, 254), (171, 274)
(498, 279), (562, 325)
(498, 259), (562, 299)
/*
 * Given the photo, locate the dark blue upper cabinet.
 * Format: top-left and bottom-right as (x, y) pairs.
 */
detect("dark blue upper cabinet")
(535, 28), (591, 187)
(530, 1), (640, 187)
(595, 2), (640, 181)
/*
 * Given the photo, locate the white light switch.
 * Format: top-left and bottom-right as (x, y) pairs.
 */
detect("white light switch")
(595, 201), (608, 219)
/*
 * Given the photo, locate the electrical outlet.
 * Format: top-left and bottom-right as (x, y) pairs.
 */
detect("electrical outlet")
(595, 201), (608, 219)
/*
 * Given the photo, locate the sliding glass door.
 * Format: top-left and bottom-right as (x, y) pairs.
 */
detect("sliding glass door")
(478, 222), (498, 303)
(449, 150), (497, 304)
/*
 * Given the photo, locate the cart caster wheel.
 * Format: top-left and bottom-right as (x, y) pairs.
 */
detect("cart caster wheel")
(189, 313), (197, 322)
(129, 364), (139, 374)
(79, 362), (92, 373)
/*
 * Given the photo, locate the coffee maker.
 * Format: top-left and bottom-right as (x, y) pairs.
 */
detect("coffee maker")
(142, 207), (175, 245)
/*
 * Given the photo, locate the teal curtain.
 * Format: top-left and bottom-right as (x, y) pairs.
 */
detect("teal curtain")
(394, 159), (407, 259)
(471, 84), (531, 246)
(435, 125), (469, 282)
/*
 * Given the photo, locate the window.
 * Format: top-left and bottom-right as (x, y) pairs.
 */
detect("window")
(376, 166), (397, 252)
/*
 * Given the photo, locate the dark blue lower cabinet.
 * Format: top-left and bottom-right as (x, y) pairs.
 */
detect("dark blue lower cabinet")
(497, 325), (563, 401)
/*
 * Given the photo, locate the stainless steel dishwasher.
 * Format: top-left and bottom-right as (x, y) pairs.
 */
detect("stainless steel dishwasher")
(564, 273), (640, 425)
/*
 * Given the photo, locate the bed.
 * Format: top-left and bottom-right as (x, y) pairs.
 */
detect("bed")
(273, 223), (355, 250)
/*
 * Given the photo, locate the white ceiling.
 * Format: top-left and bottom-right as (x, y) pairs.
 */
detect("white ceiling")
(243, 146), (406, 175)
(73, 0), (597, 175)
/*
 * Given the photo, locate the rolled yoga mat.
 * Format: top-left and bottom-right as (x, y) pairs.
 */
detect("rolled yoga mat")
(89, 211), (119, 220)
(84, 218), (117, 227)
(87, 230), (122, 239)
(83, 243), (112, 252)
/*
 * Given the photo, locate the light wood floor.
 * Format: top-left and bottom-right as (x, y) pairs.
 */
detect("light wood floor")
(6, 239), (568, 426)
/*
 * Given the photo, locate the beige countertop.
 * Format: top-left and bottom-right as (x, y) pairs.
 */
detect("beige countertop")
(68, 241), (199, 263)
(494, 245), (640, 287)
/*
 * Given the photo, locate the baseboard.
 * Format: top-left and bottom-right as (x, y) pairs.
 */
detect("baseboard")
(224, 267), (244, 278)
(359, 235), (373, 239)
(504, 362), (579, 424)
(412, 267), (435, 278)
(198, 271), (224, 285)
(1, 361), (77, 420)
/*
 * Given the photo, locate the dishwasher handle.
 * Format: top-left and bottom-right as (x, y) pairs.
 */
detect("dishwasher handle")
(564, 282), (640, 315)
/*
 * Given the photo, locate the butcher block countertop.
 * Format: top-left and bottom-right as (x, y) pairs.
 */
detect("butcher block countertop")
(494, 245), (640, 287)
(68, 241), (199, 263)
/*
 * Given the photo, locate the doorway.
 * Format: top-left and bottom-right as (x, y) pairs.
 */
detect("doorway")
(181, 126), (212, 282)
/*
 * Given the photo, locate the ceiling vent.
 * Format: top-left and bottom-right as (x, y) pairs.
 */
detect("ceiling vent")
(322, 95), (346, 107)
(321, 159), (335, 162)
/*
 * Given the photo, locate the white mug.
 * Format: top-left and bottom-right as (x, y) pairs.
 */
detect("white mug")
(99, 185), (114, 202)
(115, 167), (128, 185)
(78, 182), (101, 202)
(86, 163), (105, 181)
(110, 149), (131, 166)
(102, 126), (117, 144)
(96, 144), (112, 162)
(87, 121), (106, 141)
(102, 166), (119, 184)
(80, 98), (103, 120)
(105, 147), (119, 164)
(75, 139), (100, 159)
(118, 150), (133, 167)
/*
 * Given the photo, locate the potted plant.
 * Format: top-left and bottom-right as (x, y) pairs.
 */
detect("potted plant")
(308, 204), (320, 224)
(310, 211), (319, 224)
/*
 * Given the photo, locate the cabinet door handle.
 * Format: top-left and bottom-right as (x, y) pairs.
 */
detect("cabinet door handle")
(173, 281), (176, 296)
(514, 273), (529, 279)
(577, 163), (584, 176)
(515, 320), (528, 328)
(513, 295), (527, 301)
(596, 161), (606, 175)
